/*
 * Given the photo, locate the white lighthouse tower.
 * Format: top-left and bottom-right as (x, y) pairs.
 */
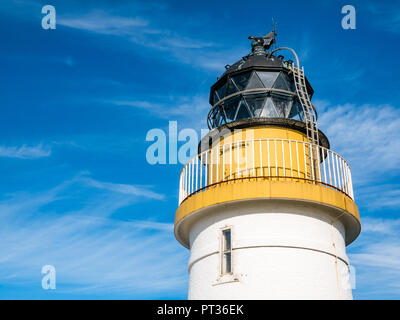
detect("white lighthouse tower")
(174, 32), (361, 300)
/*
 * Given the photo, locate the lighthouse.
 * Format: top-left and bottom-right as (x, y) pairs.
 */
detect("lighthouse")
(174, 31), (361, 300)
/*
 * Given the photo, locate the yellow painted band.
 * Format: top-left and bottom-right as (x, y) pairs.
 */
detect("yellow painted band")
(215, 126), (308, 147)
(175, 178), (360, 232)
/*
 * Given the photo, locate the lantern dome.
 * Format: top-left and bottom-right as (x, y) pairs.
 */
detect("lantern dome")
(208, 39), (315, 129)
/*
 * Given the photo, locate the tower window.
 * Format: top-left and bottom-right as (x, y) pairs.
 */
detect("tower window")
(220, 228), (232, 275)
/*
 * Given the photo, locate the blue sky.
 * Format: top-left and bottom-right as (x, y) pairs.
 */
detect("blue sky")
(0, 0), (399, 299)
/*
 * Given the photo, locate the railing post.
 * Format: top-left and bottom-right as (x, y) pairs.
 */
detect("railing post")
(282, 140), (285, 177)
(296, 141), (300, 178)
(289, 140), (293, 178)
(230, 143), (232, 180)
(252, 139), (255, 177)
(216, 145), (220, 183)
(322, 148), (327, 185)
(259, 139), (263, 177)
(245, 141), (248, 176)
(200, 153), (203, 190)
(332, 152), (337, 189)
(274, 140), (278, 177)
(267, 140), (271, 177)
(210, 148), (213, 184)
(179, 172), (182, 204)
(316, 145), (322, 183)
(303, 142), (307, 179)
(327, 150), (332, 186)
(236, 141), (240, 177)
(349, 166), (354, 199)
(205, 150), (208, 187)
(195, 156), (198, 192)
(185, 166), (188, 198)
(222, 145), (225, 182)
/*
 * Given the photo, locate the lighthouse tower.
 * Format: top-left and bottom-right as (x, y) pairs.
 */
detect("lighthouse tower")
(174, 32), (361, 300)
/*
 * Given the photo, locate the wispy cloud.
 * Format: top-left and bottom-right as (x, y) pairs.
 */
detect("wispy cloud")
(318, 103), (400, 185)
(83, 177), (165, 200)
(361, 217), (400, 234)
(59, 11), (149, 35)
(0, 175), (185, 298)
(366, 1), (400, 34)
(57, 9), (239, 72)
(349, 217), (400, 298)
(59, 10), (214, 50)
(356, 185), (400, 209)
(0, 143), (51, 159)
(110, 95), (211, 130)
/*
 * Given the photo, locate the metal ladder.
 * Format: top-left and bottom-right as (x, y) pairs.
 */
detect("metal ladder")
(292, 65), (320, 180)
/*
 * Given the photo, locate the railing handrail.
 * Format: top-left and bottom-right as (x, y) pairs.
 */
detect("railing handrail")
(187, 138), (351, 169)
(178, 138), (354, 204)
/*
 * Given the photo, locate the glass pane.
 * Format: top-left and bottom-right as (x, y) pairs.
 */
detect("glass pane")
(257, 71), (279, 88)
(231, 72), (251, 91)
(219, 108), (227, 125)
(225, 78), (237, 96)
(216, 82), (227, 99)
(273, 72), (291, 91)
(246, 72), (264, 90)
(224, 106), (236, 122)
(235, 101), (251, 121)
(222, 229), (231, 251)
(244, 93), (266, 117)
(291, 99), (304, 121)
(223, 252), (232, 274)
(213, 92), (220, 105)
(280, 72), (295, 92)
(286, 73), (296, 92)
(272, 94), (291, 117)
(223, 96), (240, 122)
(286, 99), (294, 118)
(288, 103), (300, 120)
(215, 110), (222, 127)
(260, 97), (278, 117)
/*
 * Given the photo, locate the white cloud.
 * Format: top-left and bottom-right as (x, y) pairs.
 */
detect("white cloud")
(111, 95), (211, 131)
(356, 185), (400, 209)
(58, 9), (213, 51)
(57, 9), (235, 72)
(83, 177), (165, 200)
(348, 217), (400, 298)
(361, 217), (400, 235)
(59, 11), (149, 35)
(366, 1), (400, 34)
(318, 103), (400, 185)
(0, 143), (51, 159)
(0, 175), (186, 297)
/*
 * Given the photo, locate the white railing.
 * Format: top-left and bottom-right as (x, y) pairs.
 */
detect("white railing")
(178, 139), (354, 204)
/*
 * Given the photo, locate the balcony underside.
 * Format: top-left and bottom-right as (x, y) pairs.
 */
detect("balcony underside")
(175, 178), (360, 248)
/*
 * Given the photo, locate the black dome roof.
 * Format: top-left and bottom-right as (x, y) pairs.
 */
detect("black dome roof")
(223, 53), (286, 77)
(210, 52), (314, 106)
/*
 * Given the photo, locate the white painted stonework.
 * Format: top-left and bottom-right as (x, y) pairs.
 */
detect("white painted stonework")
(187, 199), (353, 300)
